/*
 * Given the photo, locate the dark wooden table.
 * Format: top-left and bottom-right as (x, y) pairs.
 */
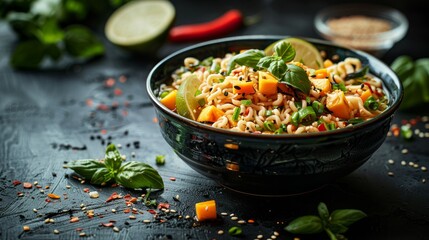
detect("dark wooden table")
(1, 1), (428, 239)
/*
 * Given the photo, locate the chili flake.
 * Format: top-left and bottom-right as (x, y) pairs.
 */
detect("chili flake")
(12, 180), (21, 186)
(102, 223), (114, 227)
(48, 193), (61, 199)
(106, 192), (122, 202)
(157, 202), (170, 209)
(70, 217), (79, 223)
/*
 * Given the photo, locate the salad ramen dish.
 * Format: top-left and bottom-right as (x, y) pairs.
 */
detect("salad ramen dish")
(157, 39), (388, 135)
(146, 36), (402, 195)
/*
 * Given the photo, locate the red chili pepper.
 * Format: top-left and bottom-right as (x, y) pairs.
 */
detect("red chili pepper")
(318, 123), (327, 132)
(169, 9), (243, 42)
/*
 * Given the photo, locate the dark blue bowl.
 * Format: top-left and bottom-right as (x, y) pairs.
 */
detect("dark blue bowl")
(146, 35), (403, 196)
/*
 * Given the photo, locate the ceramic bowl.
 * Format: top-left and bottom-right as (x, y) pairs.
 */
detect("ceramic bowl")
(146, 35), (403, 196)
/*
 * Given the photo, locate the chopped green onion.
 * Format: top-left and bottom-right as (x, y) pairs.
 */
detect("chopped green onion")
(345, 66), (369, 80)
(333, 82), (346, 92)
(364, 96), (379, 111)
(195, 90), (205, 107)
(274, 124), (286, 134)
(348, 118), (364, 125)
(291, 112), (300, 126)
(232, 107), (240, 121)
(326, 122), (336, 130)
(200, 56), (213, 67)
(228, 226), (242, 236)
(263, 120), (276, 132)
(298, 106), (317, 125)
(155, 155), (165, 165)
(210, 60), (221, 73)
(311, 101), (324, 115)
(306, 96), (311, 105)
(255, 125), (263, 131)
(401, 125), (413, 140)
(265, 109), (273, 117)
(241, 99), (252, 106)
(294, 101), (302, 110)
(159, 91), (170, 99)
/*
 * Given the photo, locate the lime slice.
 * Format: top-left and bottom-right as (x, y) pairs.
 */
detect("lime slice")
(105, 0), (175, 54)
(265, 38), (324, 69)
(176, 74), (202, 121)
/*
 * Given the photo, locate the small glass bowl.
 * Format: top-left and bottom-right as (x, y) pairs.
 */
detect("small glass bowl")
(314, 4), (408, 57)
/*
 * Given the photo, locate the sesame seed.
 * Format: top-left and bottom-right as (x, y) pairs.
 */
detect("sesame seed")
(79, 232), (86, 237)
(388, 159), (395, 165)
(121, 155), (126, 160)
(422, 178), (427, 183)
(45, 219), (50, 224)
(33, 181), (38, 185)
(218, 230), (224, 235)
(409, 161), (414, 166)
(185, 215), (191, 219)
(271, 235), (277, 239)
(238, 220), (246, 224)
(231, 216), (238, 221)
(89, 191), (99, 198)
(66, 185), (71, 189)
(402, 149), (409, 154)
(117, 144), (122, 149)
(170, 209), (177, 213)
(129, 215), (136, 219)
(143, 219), (151, 223)
(273, 231), (279, 236)
(257, 235), (263, 239)
(33, 208), (38, 213)
(53, 229), (60, 234)
(413, 163), (419, 168)
(113, 227), (120, 232)
(230, 213), (235, 217)
(421, 166), (427, 171)
(80, 203), (85, 208)
(221, 212), (228, 216)
(49, 218), (55, 223)
(401, 161), (407, 166)
(388, 172), (394, 176)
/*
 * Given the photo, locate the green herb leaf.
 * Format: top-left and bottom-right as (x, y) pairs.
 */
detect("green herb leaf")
(104, 144), (122, 171)
(318, 202), (330, 225)
(115, 161), (164, 189)
(328, 222), (349, 234)
(282, 64), (311, 94)
(330, 209), (367, 228)
(345, 66), (369, 80)
(364, 96), (379, 111)
(10, 40), (46, 69)
(155, 155), (166, 165)
(273, 41), (295, 62)
(64, 25), (104, 59)
(227, 49), (265, 75)
(268, 59), (287, 79)
(45, 44), (62, 61)
(33, 18), (64, 44)
(91, 167), (114, 185)
(257, 56), (277, 69)
(65, 159), (105, 179)
(285, 215), (323, 234)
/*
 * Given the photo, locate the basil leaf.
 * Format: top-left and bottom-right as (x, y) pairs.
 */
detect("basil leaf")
(33, 18), (64, 44)
(282, 64), (311, 94)
(46, 44), (62, 61)
(227, 49), (265, 75)
(328, 222), (349, 234)
(91, 167), (114, 185)
(64, 25), (104, 59)
(345, 66), (369, 80)
(274, 41), (295, 62)
(10, 40), (46, 69)
(330, 209), (367, 227)
(104, 144), (123, 171)
(65, 159), (105, 179)
(317, 202), (330, 225)
(268, 59), (286, 79)
(257, 56), (276, 69)
(285, 215), (323, 234)
(115, 161), (164, 189)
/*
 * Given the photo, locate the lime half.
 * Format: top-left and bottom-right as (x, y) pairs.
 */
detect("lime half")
(265, 38), (324, 69)
(176, 74), (202, 121)
(105, 0), (175, 54)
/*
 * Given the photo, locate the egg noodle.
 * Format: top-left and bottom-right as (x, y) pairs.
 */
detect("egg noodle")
(159, 45), (387, 134)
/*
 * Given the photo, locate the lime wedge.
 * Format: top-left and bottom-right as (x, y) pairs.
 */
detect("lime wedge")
(105, 0), (175, 54)
(265, 38), (324, 69)
(176, 74), (202, 121)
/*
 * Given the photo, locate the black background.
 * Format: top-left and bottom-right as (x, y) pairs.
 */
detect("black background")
(1, 0), (428, 239)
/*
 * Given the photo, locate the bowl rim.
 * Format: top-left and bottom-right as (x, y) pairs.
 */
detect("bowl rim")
(314, 3), (409, 41)
(146, 35), (403, 140)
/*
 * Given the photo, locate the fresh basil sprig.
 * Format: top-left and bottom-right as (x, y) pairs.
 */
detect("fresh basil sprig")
(226, 41), (311, 94)
(65, 144), (164, 190)
(285, 202), (366, 240)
